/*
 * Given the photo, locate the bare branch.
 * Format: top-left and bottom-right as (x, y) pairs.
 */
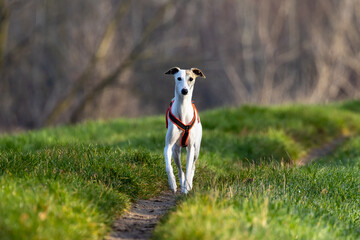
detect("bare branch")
(43, 0), (133, 126)
(0, 0), (9, 72)
(69, 0), (175, 123)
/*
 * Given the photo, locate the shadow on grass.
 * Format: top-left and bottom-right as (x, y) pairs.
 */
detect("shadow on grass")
(339, 99), (360, 114)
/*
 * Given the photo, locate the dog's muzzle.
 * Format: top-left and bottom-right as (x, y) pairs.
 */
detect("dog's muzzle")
(181, 88), (188, 95)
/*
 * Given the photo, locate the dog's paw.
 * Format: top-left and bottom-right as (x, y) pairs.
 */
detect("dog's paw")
(181, 187), (190, 195)
(169, 183), (177, 194)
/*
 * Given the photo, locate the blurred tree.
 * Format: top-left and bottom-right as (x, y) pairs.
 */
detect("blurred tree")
(0, 0), (9, 71)
(69, 0), (175, 123)
(1, 0), (360, 132)
(44, 0), (133, 126)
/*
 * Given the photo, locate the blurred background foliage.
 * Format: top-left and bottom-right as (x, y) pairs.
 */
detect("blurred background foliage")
(0, 0), (359, 132)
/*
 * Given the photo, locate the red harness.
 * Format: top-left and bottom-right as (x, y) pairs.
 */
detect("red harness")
(166, 100), (200, 147)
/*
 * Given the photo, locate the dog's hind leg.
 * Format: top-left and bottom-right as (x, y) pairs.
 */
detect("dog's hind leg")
(173, 144), (185, 191)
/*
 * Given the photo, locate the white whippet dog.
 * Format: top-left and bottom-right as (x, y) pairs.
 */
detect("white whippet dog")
(164, 67), (206, 194)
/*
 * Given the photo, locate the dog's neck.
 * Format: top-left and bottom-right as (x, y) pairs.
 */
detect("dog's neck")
(172, 92), (194, 124)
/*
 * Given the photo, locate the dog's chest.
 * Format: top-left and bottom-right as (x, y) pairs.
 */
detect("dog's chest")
(167, 102), (199, 147)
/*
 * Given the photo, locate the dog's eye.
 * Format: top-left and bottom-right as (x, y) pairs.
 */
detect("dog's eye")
(177, 77), (182, 81)
(189, 77), (193, 81)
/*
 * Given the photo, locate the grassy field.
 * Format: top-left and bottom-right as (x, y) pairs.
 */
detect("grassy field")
(154, 135), (360, 239)
(1, 100), (360, 239)
(0, 119), (168, 239)
(154, 101), (360, 240)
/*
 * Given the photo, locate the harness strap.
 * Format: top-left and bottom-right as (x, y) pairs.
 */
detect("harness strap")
(165, 100), (199, 147)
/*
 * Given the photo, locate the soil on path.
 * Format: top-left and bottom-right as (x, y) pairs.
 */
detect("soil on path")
(297, 135), (348, 166)
(107, 136), (348, 240)
(106, 191), (178, 240)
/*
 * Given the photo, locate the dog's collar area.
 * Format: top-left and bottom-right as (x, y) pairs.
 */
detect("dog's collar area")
(166, 100), (199, 147)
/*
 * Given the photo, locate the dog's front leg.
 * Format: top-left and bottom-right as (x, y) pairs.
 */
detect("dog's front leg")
(183, 146), (195, 194)
(164, 144), (177, 193)
(172, 145), (185, 191)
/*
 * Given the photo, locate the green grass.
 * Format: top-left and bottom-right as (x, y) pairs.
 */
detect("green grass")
(155, 143), (360, 239)
(0, 120), (168, 239)
(1, 100), (360, 239)
(154, 101), (360, 240)
(0, 147), (168, 239)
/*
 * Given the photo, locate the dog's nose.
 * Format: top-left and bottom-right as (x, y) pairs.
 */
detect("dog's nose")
(181, 88), (188, 95)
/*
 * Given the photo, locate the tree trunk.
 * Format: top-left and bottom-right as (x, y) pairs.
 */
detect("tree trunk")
(0, 0), (9, 72)
(69, 0), (175, 123)
(43, 0), (133, 127)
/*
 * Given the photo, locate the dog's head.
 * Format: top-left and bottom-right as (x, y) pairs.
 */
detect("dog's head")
(165, 67), (206, 97)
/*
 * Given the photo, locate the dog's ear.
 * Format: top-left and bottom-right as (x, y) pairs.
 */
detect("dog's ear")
(191, 68), (206, 78)
(165, 67), (180, 75)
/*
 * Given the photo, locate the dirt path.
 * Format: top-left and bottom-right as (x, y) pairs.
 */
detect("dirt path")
(106, 136), (348, 240)
(296, 135), (348, 166)
(106, 191), (178, 240)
